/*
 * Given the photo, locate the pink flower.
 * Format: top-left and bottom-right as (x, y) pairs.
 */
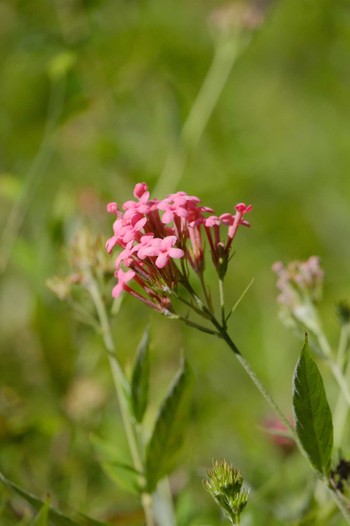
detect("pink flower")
(235, 203), (253, 215)
(134, 182), (149, 199)
(112, 268), (136, 298)
(106, 182), (252, 307)
(122, 216), (147, 244)
(136, 234), (157, 260)
(107, 202), (121, 216)
(154, 236), (184, 269)
(136, 236), (184, 268)
(158, 191), (205, 227)
(123, 182), (153, 221)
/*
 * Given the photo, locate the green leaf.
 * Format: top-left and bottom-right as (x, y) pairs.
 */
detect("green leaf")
(32, 497), (50, 526)
(101, 461), (141, 496)
(145, 359), (193, 492)
(292, 335), (333, 476)
(90, 434), (141, 496)
(0, 471), (108, 526)
(131, 328), (150, 423)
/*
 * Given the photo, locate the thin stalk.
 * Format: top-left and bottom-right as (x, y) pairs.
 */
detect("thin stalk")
(199, 273), (212, 312)
(314, 326), (350, 407)
(216, 321), (350, 523)
(153, 479), (176, 526)
(179, 315), (218, 336)
(154, 32), (244, 197)
(334, 389), (349, 449)
(333, 324), (350, 448)
(184, 289), (296, 440)
(218, 278), (226, 328)
(327, 483), (350, 524)
(218, 326), (299, 445)
(337, 324), (350, 371)
(226, 278), (255, 323)
(0, 78), (65, 275)
(214, 321), (350, 523)
(84, 271), (155, 526)
(329, 361), (350, 407)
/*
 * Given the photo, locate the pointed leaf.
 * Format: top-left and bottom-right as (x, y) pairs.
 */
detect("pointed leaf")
(293, 336), (333, 475)
(145, 359), (193, 492)
(131, 328), (150, 422)
(0, 471), (108, 526)
(32, 497), (50, 526)
(101, 461), (141, 495)
(90, 434), (141, 495)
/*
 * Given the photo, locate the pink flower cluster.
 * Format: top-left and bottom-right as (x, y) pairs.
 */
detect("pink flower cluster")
(106, 183), (252, 313)
(272, 256), (324, 332)
(272, 256), (324, 308)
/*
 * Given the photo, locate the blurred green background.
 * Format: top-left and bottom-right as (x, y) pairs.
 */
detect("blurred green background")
(1, 0), (350, 524)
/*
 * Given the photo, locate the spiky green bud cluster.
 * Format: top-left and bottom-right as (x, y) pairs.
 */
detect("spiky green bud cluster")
(203, 459), (249, 525)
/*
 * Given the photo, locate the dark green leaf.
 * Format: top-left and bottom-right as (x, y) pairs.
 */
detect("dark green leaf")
(293, 335), (333, 475)
(145, 359), (193, 492)
(131, 328), (150, 423)
(0, 471), (108, 526)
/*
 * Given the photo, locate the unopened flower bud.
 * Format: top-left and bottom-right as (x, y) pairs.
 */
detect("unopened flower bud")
(204, 459), (249, 524)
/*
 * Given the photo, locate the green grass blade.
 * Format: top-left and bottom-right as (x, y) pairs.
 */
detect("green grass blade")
(0, 471), (109, 526)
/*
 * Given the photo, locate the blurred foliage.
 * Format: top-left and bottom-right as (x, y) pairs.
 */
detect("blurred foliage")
(1, 0), (350, 524)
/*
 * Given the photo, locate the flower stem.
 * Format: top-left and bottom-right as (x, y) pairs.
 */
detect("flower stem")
(0, 77), (65, 275)
(214, 321), (350, 524)
(315, 327), (350, 407)
(327, 482), (350, 524)
(333, 324), (350, 448)
(218, 278), (226, 328)
(154, 32), (242, 197)
(84, 271), (156, 526)
(218, 325), (298, 445)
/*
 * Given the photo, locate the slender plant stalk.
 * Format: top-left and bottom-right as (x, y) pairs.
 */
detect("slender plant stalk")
(333, 324), (350, 448)
(218, 278), (226, 328)
(326, 483), (350, 524)
(336, 324), (350, 371)
(219, 325), (350, 523)
(183, 285), (350, 522)
(154, 32), (246, 197)
(212, 321), (350, 523)
(313, 326), (350, 410)
(218, 325), (300, 447)
(84, 270), (155, 526)
(0, 78), (65, 275)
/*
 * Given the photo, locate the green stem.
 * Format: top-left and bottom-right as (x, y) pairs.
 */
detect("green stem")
(184, 290), (300, 446)
(218, 326), (299, 446)
(329, 361), (350, 407)
(333, 325), (350, 448)
(327, 483), (350, 524)
(216, 322), (350, 523)
(181, 281), (350, 521)
(154, 33), (243, 197)
(218, 323), (350, 523)
(218, 278), (226, 328)
(199, 272), (212, 312)
(0, 77), (65, 275)
(337, 324), (350, 371)
(84, 272), (155, 526)
(313, 325), (350, 407)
